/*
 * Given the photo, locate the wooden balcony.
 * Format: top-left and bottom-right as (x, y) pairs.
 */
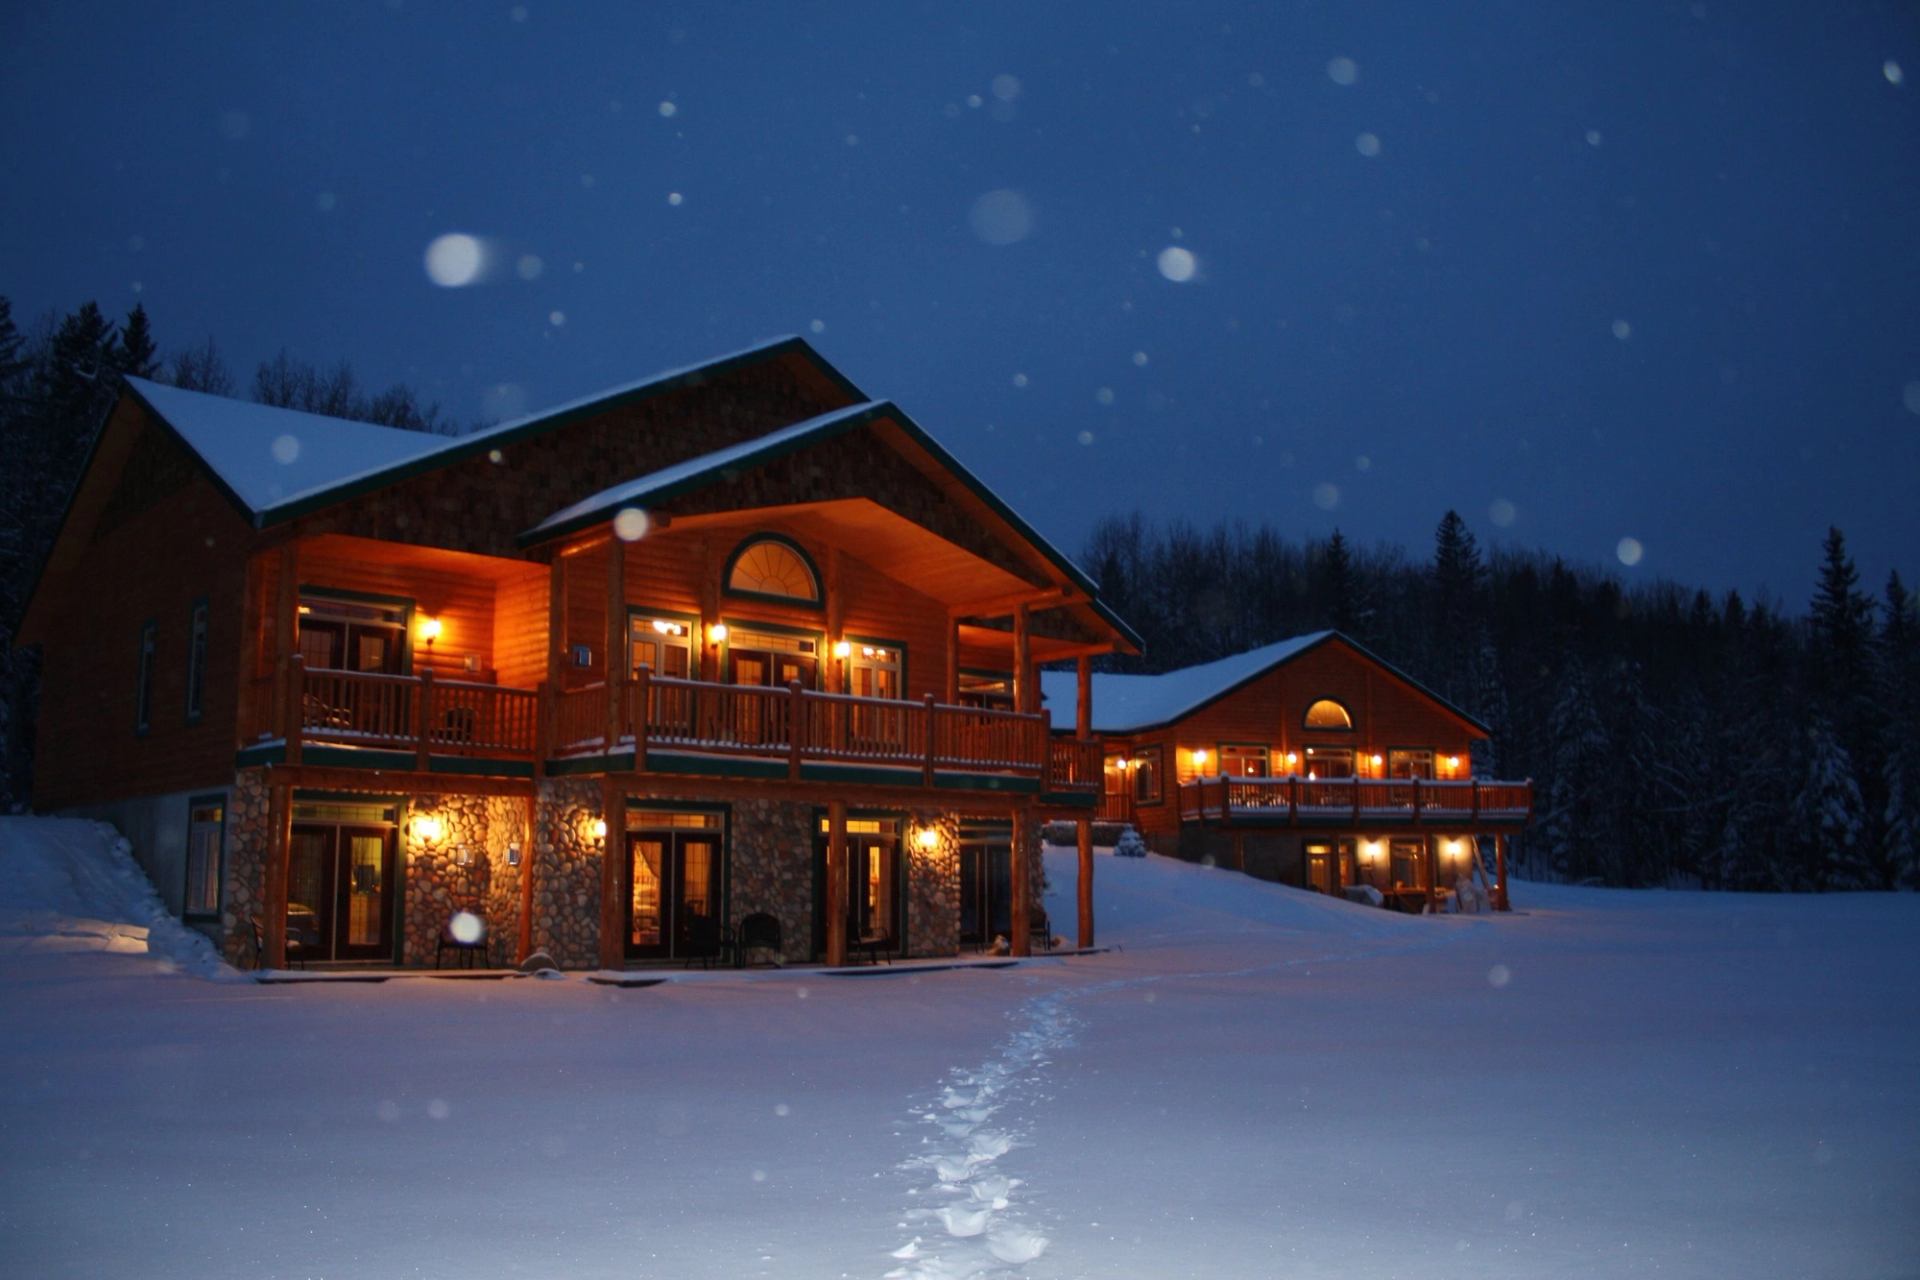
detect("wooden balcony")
(1177, 775), (1532, 829)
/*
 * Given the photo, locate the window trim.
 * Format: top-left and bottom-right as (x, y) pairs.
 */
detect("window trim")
(184, 597), (210, 724)
(1386, 747), (1436, 780)
(721, 533), (824, 610)
(843, 633), (909, 701)
(721, 617), (825, 691)
(626, 604), (699, 680)
(134, 619), (157, 736)
(1302, 697), (1355, 731)
(1215, 742), (1272, 778)
(296, 585), (417, 676)
(182, 793), (228, 922)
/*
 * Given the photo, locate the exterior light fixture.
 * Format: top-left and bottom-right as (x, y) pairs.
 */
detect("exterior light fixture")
(833, 640), (852, 659)
(914, 827), (940, 852)
(411, 814), (445, 845)
(1447, 755), (1461, 771)
(1192, 748), (1210, 769)
(706, 623), (728, 644)
(1283, 751), (1299, 768)
(590, 818), (608, 841)
(1370, 753), (1383, 770)
(417, 616), (442, 646)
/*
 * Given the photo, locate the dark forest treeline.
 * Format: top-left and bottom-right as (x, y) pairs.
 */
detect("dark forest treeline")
(0, 294), (465, 808)
(1079, 513), (1919, 892)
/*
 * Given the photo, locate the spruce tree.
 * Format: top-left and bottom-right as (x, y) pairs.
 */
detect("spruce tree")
(113, 303), (159, 378)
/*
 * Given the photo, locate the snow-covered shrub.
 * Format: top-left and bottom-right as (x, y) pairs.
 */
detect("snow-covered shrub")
(1114, 826), (1148, 858)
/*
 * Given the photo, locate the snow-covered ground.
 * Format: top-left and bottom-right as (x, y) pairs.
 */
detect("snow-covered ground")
(1, 817), (1914, 1279)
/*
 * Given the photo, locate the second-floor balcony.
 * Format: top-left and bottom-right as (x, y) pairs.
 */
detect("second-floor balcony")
(246, 660), (1101, 800)
(1175, 775), (1533, 828)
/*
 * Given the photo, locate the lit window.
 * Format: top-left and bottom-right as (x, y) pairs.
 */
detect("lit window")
(1303, 698), (1353, 730)
(629, 613), (694, 679)
(1132, 746), (1165, 804)
(1219, 744), (1270, 777)
(725, 536), (821, 604)
(1387, 749), (1434, 780)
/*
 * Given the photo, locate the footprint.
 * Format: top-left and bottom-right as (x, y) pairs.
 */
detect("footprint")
(969, 1173), (1017, 1205)
(968, 1131), (1012, 1160)
(986, 1226), (1049, 1264)
(890, 1237), (922, 1259)
(938, 1203), (993, 1237)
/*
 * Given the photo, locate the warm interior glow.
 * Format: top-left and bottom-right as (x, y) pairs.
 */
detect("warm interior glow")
(832, 640), (852, 659)
(914, 827), (940, 852)
(416, 616), (442, 644)
(706, 622), (728, 644)
(652, 618), (684, 636)
(411, 814), (445, 844)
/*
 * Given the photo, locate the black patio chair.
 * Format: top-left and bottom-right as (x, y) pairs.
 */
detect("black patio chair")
(734, 912), (783, 967)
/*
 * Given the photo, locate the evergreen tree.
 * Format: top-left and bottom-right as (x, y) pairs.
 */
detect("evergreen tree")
(113, 303), (159, 378)
(1795, 717), (1869, 889)
(1806, 527), (1884, 879)
(1879, 573), (1920, 888)
(1430, 510), (1484, 708)
(1541, 655), (1612, 881)
(1317, 528), (1372, 639)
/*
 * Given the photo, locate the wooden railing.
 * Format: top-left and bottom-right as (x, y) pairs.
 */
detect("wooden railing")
(1178, 775), (1533, 826)
(1046, 737), (1104, 794)
(281, 661), (539, 761)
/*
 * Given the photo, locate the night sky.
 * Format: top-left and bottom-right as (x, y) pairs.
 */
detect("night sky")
(4, 2), (1915, 607)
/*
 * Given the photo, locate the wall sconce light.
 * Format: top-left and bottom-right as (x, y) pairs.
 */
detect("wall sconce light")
(1370, 753), (1384, 771)
(590, 818), (608, 842)
(411, 813), (445, 846)
(1191, 748), (1210, 770)
(417, 615), (443, 648)
(914, 826), (940, 852)
(454, 845), (472, 868)
(832, 639), (852, 659)
(1283, 751), (1299, 769)
(706, 622), (729, 644)
(1447, 755), (1461, 772)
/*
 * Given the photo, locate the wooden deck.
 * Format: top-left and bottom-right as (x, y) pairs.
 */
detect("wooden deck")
(1176, 775), (1532, 828)
(247, 660), (1100, 798)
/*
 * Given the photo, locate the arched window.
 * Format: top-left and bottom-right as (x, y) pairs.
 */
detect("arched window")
(724, 535), (821, 606)
(1303, 698), (1353, 730)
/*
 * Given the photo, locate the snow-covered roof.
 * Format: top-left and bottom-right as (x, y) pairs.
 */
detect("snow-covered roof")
(1042, 633), (1335, 733)
(526, 401), (889, 542)
(124, 335), (832, 522)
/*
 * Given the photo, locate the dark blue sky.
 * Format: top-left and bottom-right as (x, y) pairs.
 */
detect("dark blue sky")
(4, 1), (1915, 607)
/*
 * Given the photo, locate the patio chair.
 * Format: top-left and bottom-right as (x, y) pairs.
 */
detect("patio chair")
(1030, 907), (1056, 952)
(734, 911), (783, 967)
(436, 912), (488, 968)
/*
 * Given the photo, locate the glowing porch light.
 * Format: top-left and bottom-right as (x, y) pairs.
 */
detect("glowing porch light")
(914, 827), (940, 852)
(590, 818), (608, 841)
(1447, 755), (1461, 772)
(706, 623), (728, 644)
(1370, 753), (1383, 771)
(832, 640), (852, 659)
(411, 814), (445, 845)
(1191, 748), (1210, 769)
(1283, 751), (1299, 769)
(417, 615), (443, 644)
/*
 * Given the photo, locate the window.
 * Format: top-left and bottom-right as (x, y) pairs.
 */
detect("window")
(1303, 698), (1353, 729)
(1132, 745), (1165, 805)
(727, 627), (819, 688)
(1303, 745), (1353, 778)
(298, 593), (408, 674)
(724, 535), (821, 606)
(183, 799), (225, 920)
(1219, 744), (1270, 777)
(185, 600), (209, 722)
(629, 612), (694, 679)
(135, 620), (156, 734)
(1389, 839), (1426, 890)
(847, 642), (902, 700)
(1388, 749), (1435, 780)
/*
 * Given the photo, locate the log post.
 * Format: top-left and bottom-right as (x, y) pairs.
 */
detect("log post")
(632, 665), (651, 771)
(605, 535), (626, 755)
(414, 668), (434, 772)
(1010, 807), (1031, 957)
(1076, 816), (1094, 950)
(517, 791), (537, 964)
(598, 774), (623, 970)
(788, 679), (806, 781)
(945, 617), (960, 705)
(285, 655), (305, 766)
(825, 801), (848, 966)
(546, 555), (566, 688)
(1495, 834), (1511, 912)
(922, 693), (938, 786)
(1013, 604), (1032, 714)
(262, 779), (292, 969)
(274, 542), (300, 764)
(1412, 775), (1422, 821)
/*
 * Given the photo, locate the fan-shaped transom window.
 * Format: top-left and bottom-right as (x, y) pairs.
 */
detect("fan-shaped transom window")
(1303, 698), (1353, 730)
(725, 536), (821, 605)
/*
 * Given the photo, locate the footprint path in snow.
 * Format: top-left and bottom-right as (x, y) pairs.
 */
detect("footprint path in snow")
(880, 920), (1483, 1278)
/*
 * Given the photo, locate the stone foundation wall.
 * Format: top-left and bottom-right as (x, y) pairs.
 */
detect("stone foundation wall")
(400, 793), (498, 967)
(726, 797), (816, 964)
(221, 769), (272, 966)
(905, 810), (959, 959)
(531, 776), (604, 969)
(483, 796), (530, 965)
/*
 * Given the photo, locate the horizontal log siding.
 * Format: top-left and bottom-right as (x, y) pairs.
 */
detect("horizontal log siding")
(1126, 641), (1482, 840)
(295, 544), (497, 682)
(29, 403), (254, 809)
(492, 569), (549, 692)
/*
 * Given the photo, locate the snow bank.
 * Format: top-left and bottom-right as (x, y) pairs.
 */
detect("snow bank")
(0, 817), (244, 981)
